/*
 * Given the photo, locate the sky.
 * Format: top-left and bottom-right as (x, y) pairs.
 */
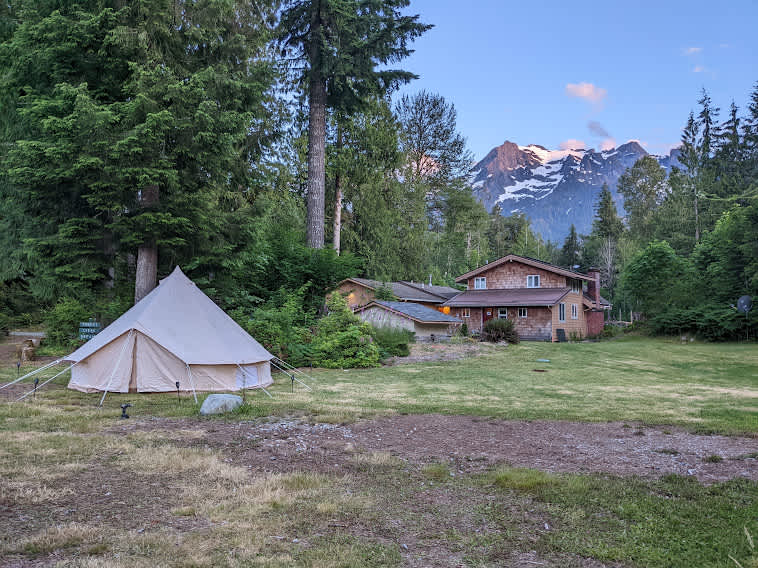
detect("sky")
(394, 0), (758, 161)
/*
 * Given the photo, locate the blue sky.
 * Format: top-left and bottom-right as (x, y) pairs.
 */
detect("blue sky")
(395, 0), (758, 160)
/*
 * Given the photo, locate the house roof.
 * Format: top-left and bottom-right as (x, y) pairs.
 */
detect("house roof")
(399, 281), (461, 300)
(358, 301), (462, 324)
(455, 254), (594, 284)
(344, 278), (451, 303)
(443, 288), (572, 307)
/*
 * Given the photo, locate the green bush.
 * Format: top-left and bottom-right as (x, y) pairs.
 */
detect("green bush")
(311, 294), (380, 368)
(231, 286), (314, 362)
(648, 303), (757, 342)
(45, 298), (90, 347)
(481, 318), (519, 344)
(311, 326), (380, 368)
(0, 313), (10, 335)
(459, 322), (469, 337)
(370, 326), (415, 358)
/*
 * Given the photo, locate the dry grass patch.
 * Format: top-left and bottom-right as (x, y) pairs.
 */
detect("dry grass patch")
(0, 480), (74, 504)
(2, 523), (105, 556)
(120, 445), (250, 483)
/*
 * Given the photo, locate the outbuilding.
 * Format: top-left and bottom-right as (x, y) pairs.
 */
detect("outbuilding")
(356, 300), (461, 340)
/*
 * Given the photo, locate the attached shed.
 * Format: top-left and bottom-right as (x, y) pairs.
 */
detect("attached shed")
(356, 300), (461, 340)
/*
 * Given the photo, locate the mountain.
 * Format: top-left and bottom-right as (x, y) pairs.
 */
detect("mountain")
(470, 140), (682, 242)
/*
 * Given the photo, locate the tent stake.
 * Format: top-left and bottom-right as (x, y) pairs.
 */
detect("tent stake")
(270, 360), (312, 391)
(1, 359), (61, 391)
(16, 364), (75, 402)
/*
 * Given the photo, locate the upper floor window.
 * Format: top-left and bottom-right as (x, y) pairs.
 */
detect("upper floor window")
(474, 277), (487, 290)
(527, 275), (540, 288)
(571, 279), (582, 294)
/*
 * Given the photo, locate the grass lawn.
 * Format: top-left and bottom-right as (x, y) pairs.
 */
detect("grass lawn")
(1, 336), (757, 567)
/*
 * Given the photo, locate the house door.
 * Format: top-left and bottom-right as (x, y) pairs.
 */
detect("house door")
(483, 307), (495, 325)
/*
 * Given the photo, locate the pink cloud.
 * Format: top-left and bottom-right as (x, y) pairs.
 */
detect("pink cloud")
(559, 139), (586, 150)
(693, 65), (707, 73)
(600, 138), (616, 151)
(565, 82), (607, 104)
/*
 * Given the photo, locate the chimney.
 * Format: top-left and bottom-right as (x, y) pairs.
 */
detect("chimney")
(587, 268), (600, 309)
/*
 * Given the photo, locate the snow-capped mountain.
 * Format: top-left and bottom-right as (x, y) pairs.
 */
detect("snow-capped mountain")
(471, 140), (682, 242)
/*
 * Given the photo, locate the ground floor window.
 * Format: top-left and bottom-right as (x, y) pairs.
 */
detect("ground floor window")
(460, 308), (470, 318)
(518, 307), (528, 318)
(558, 303), (565, 322)
(571, 303), (578, 319)
(498, 308), (508, 319)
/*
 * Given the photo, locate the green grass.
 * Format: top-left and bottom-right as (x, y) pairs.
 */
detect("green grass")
(482, 466), (758, 568)
(2, 337), (757, 434)
(2, 337), (758, 567)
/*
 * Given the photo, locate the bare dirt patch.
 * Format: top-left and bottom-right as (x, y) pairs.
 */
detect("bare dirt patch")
(113, 413), (758, 484)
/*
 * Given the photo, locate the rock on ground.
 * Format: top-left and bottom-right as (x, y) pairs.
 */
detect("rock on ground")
(199, 394), (243, 415)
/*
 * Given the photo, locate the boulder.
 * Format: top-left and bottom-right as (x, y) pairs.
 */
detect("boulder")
(199, 394), (243, 416)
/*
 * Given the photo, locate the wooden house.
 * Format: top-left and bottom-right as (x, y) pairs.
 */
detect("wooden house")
(443, 255), (610, 341)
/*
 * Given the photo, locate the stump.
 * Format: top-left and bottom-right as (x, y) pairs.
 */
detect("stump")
(21, 346), (35, 362)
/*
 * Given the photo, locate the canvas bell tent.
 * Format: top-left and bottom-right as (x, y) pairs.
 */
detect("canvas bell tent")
(64, 267), (273, 396)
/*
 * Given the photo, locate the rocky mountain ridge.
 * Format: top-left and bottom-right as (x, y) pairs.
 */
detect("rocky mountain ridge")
(471, 140), (682, 242)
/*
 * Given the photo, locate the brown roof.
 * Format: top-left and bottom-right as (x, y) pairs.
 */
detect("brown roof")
(443, 288), (571, 307)
(398, 281), (461, 300)
(455, 254), (593, 284)
(344, 278), (447, 303)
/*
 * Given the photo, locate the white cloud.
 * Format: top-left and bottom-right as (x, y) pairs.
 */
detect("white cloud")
(565, 82), (607, 104)
(559, 139), (586, 150)
(600, 138), (616, 151)
(683, 46), (702, 55)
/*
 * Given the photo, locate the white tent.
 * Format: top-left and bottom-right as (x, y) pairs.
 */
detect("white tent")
(64, 266), (273, 395)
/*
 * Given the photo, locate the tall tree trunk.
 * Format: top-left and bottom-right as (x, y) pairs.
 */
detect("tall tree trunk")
(306, 7), (326, 249)
(332, 123), (343, 254)
(134, 185), (159, 304)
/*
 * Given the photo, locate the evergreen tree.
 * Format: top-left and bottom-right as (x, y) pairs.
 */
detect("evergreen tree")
(592, 183), (624, 240)
(0, 0), (279, 303)
(278, 0), (430, 249)
(560, 224), (581, 268)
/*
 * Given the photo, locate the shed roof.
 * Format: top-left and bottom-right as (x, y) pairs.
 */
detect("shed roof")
(443, 288), (571, 307)
(358, 301), (462, 324)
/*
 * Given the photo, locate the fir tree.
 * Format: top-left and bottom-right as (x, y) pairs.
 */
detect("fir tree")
(592, 183), (624, 240)
(278, 0), (430, 249)
(560, 224), (581, 269)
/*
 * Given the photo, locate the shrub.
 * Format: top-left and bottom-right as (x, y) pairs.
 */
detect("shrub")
(459, 322), (469, 337)
(374, 283), (397, 301)
(45, 298), (90, 347)
(311, 326), (380, 368)
(481, 318), (519, 344)
(370, 326), (415, 358)
(311, 294), (380, 368)
(0, 313), (10, 336)
(647, 303), (757, 342)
